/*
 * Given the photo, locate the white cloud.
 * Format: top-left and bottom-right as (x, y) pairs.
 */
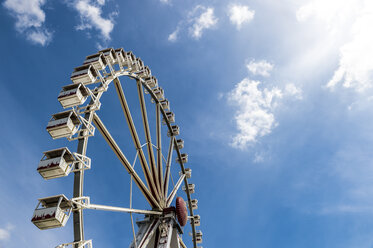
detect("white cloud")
(160, 0), (170, 4)
(72, 0), (116, 41)
(168, 27), (179, 42)
(246, 59), (274, 77)
(168, 5), (218, 41)
(189, 6), (218, 39)
(228, 78), (282, 149)
(3, 0), (52, 46)
(0, 224), (14, 241)
(297, 0), (373, 92)
(228, 4), (255, 30)
(285, 83), (303, 99)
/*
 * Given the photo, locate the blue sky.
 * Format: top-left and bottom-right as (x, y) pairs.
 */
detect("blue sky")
(2, 0), (373, 247)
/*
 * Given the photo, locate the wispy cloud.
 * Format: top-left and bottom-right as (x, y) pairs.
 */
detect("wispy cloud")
(72, 0), (117, 42)
(0, 224), (13, 241)
(228, 78), (282, 149)
(246, 59), (274, 77)
(168, 5), (218, 42)
(228, 4), (255, 30)
(3, 0), (52, 46)
(297, 0), (373, 92)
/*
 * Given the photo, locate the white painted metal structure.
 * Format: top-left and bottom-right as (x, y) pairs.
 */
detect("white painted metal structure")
(32, 47), (202, 248)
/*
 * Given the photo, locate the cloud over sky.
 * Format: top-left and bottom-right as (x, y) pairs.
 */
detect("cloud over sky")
(228, 4), (255, 30)
(73, 0), (117, 41)
(168, 5), (218, 41)
(3, 0), (52, 46)
(246, 59), (274, 77)
(297, 0), (373, 92)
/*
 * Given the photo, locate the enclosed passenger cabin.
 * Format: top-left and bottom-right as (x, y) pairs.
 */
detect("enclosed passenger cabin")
(122, 51), (135, 68)
(175, 139), (184, 150)
(37, 147), (75, 180)
(152, 87), (164, 100)
(181, 168), (192, 178)
(58, 83), (89, 108)
(31, 194), (72, 230)
(99, 48), (117, 65)
(144, 76), (158, 89)
(115, 48), (126, 66)
(193, 215), (201, 226)
(182, 183), (195, 194)
(160, 99), (170, 111)
(163, 111), (175, 124)
(195, 231), (203, 244)
(189, 199), (198, 210)
(167, 125), (180, 137)
(70, 64), (97, 85)
(138, 66), (151, 79)
(83, 53), (107, 70)
(46, 110), (80, 139)
(176, 153), (188, 164)
(135, 58), (144, 71)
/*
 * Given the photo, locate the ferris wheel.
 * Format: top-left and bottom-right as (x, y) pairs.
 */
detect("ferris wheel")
(31, 48), (202, 248)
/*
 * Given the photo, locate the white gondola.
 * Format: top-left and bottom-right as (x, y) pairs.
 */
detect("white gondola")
(179, 168), (191, 178)
(192, 215), (200, 226)
(31, 194), (72, 230)
(144, 76), (158, 89)
(136, 58), (144, 71)
(195, 231), (203, 244)
(99, 48), (117, 65)
(182, 184), (195, 194)
(58, 83), (89, 108)
(175, 139), (184, 149)
(176, 153), (188, 164)
(189, 199), (198, 210)
(138, 66), (151, 79)
(160, 99), (169, 110)
(152, 87), (164, 100)
(70, 64), (97, 85)
(46, 110), (80, 139)
(37, 147), (75, 180)
(129, 56), (140, 72)
(83, 53), (107, 70)
(167, 125), (180, 137)
(115, 48), (126, 66)
(122, 51), (135, 68)
(163, 111), (175, 124)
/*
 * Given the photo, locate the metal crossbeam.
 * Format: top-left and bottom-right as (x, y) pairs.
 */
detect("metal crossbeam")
(166, 174), (185, 207)
(156, 103), (164, 201)
(92, 113), (160, 209)
(163, 136), (175, 197)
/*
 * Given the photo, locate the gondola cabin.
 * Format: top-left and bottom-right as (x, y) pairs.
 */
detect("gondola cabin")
(193, 215), (201, 226)
(136, 58), (144, 71)
(163, 111), (175, 124)
(175, 139), (184, 149)
(123, 51), (135, 68)
(115, 48), (126, 66)
(31, 195), (72, 230)
(189, 199), (198, 210)
(160, 99), (169, 111)
(37, 147), (75, 180)
(70, 64), (97, 85)
(83, 53), (107, 70)
(46, 110), (80, 139)
(138, 66), (151, 79)
(152, 87), (164, 100)
(182, 183), (195, 194)
(182, 168), (191, 178)
(99, 48), (117, 64)
(176, 153), (188, 164)
(58, 83), (89, 108)
(144, 76), (158, 89)
(167, 125), (180, 137)
(195, 231), (203, 244)
(129, 56), (140, 72)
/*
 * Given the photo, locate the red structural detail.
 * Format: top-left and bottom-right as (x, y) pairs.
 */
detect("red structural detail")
(175, 197), (188, 227)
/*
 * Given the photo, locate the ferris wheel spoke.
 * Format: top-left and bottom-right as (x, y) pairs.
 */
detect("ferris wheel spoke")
(136, 80), (162, 204)
(156, 103), (164, 200)
(163, 136), (175, 197)
(113, 78), (161, 205)
(166, 174), (185, 207)
(92, 113), (161, 209)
